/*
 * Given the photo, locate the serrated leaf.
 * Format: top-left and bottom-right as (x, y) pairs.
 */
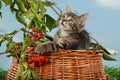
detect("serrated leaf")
(16, 11), (27, 26)
(2, 0), (12, 6)
(44, 14), (58, 31)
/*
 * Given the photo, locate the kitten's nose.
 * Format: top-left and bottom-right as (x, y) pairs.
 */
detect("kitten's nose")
(61, 19), (66, 24)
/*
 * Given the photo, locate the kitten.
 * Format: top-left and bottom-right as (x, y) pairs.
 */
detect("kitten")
(36, 5), (90, 55)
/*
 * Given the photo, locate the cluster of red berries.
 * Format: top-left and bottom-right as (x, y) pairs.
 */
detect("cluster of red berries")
(28, 56), (49, 67)
(29, 28), (42, 41)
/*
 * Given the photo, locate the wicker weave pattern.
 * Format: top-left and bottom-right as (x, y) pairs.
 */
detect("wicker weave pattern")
(28, 50), (106, 80)
(6, 60), (19, 80)
(6, 50), (107, 80)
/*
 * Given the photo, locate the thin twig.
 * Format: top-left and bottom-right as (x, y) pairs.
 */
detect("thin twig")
(46, 0), (61, 16)
(90, 36), (99, 45)
(0, 51), (9, 55)
(90, 36), (100, 49)
(54, 5), (62, 14)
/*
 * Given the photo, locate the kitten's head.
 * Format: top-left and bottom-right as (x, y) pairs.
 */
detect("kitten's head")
(59, 5), (89, 32)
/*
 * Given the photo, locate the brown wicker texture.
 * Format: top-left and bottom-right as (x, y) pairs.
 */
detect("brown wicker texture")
(6, 50), (107, 80)
(6, 59), (19, 80)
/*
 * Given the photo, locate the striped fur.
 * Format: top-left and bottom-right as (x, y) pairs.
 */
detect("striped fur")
(36, 5), (90, 55)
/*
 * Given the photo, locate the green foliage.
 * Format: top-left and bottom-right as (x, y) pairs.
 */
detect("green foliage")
(91, 42), (117, 61)
(105, 66), (120, 80)
(44, 14), (58, 31)
(2, 0), (12, 6)
(0, 69), (8, 80)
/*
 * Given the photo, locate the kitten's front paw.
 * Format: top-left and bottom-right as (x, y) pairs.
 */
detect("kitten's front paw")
(35, 44), (47, 55)
(35, 42), (56, 55)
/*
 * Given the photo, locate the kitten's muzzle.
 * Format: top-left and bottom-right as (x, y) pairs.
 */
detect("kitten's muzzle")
(61, 20), (66, 27)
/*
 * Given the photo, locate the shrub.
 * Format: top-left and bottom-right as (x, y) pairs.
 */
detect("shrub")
(0, 69), (8, 80)
(105, 66), (120, 80)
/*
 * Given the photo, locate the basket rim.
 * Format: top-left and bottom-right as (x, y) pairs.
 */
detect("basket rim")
(46, 50), (103, 56)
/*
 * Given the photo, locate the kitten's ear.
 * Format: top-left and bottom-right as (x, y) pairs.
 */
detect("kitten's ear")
(78, 13), (89, 26)
(65, 5), (71, 13)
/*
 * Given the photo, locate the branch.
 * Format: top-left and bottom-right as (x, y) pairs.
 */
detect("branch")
(90, 36), (100, 44)
(0, 51), (9, 55)
(46, 0), (61, 16)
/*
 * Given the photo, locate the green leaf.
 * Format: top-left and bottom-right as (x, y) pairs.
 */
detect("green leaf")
(90, 42), (117, 61)
(39, 1), (46, 17)
(6, 41), (16, 52)
(22, 70), (28, 79)
(10, 2), (18, 12)
(31, 71), (41, 80)
(22, 9), (35, 19)
(16, 11), (27, 26)
(41, 1), (56, 7)
(25, 70), (31, 80)
(0, 36), (6, 46)
(22, 62), (28, 71)
(20, 36), (33, 61)
(2, 0), (12, 6)
(103, 52), (116, 61)
(21, 0), (30, 10)
(0, 1), (2, 9)
(16, 0), (25, 12)
(14, 65), (21, 80)
(8, 30), (18, 35)
(22, 0), (39, 19)
(44, 14), (58, 31)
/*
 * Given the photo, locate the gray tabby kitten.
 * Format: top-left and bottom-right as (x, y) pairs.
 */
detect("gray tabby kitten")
(36, 5), (90, 55)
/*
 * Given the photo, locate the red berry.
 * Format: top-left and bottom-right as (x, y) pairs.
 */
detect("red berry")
(29, 43), (34, 47)
(38, 62), (43, 66)
(39, 56), (45, 61)
(32, 28), (37, 32)
(35, 62), (39, 67)
(45, 58), (49, 63)
(32, 58), (39, 63)
(34, 36), (40, 40)
(29, 34), (33, 38)
(28, 59), (33, 64)
(37, 32), (42, 38)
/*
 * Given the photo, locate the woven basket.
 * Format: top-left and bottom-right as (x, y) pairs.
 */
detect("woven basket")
(6, 50), (107, 80)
